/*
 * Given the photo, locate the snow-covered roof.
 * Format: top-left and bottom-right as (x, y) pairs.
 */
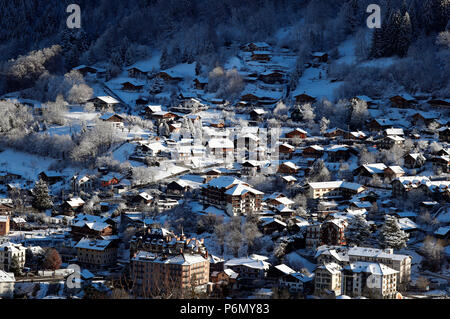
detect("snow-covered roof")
(346, 261), (398, 276)
(225, 256), (271, 270)
(95, 96), (119, 104)
(0, 270), (15, 282)
(208, 138), (234, 149)
(274, 264), (296, 275)
(75, 238), (113, 251)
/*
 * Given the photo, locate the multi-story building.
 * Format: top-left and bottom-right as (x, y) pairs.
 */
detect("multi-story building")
(305, 223), (322, 250)
(201, 176), (264, 216)
(342, 262), (398, 299)
(131, 251), (210, 297)
(347, 247), (411, 284)
(129, 226), (208, 260)
(0, 216), (10, 236)
(75, 238), (118, 269)
(314, 262), (342, 297)
(320, 218), (348, 246)
(224, 254), (271, 282)
(0, 270), (15, 299)
(305, 181), (365, 200)
(315, 246), (412, 285)
(0, 242), (26, 272)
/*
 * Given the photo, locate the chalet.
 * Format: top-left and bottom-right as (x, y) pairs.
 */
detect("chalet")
(120, 81), (144, 92)
(200, 176), (264, 216)
(151, 111), (178, 123)
(88, 96), (120, 110)
(72, 65), (99, 76)
(428, 98), (450, 108)
(326, 145), (355, 162)
(100, 174), (120, 188)
(312, 52), (328, 63)
(62, 197), (85, 213)
(384, 128), (404, 137)
(70, 214), (116, 240)
(0, 172), (21, 184)
(434, 227), (450, 245)
(281, 175), (297, 186)
(320, 218), (348, 246)
(367, 119), (394, 131)
(293, 93), (316, 104)
(241, 42), (271, 52)
(155, 71), (183, 83)
(259, 71), (285, 84)
(279, 143), (295, 159)
(286, 128), (308, 140)
(224, 255), (271, 281)
(172, 97), (206, 114)
(354, 164), (387, 179)
(265, 193), (295, 209)
(352, 95), (378, 108)
(241, 161), (259, 176)
(249, 108), (267, 122)
(278, 162), (300, 175)
(135, 141), (168, 157)
(193, 78), (207, 90)
(99, 113), (124, 129)
(133, 192), (154, 205)
(71, 175), (94, 193)
(378, 135), (405, 149)
(403, 153), (426, 169)
(389, 95), (417, 109)
(260, 218), (287, 234)
(241, 93), (260, 103)
(383, 166), (405, 180)
(302, 145), (324, 158)
(166, 180), (191, 196)
(38, 171), (63, 185)
(438, 127), (450, 142)
(210, 98), (226, 105)
(432, 155), (450, 173)
(127, 67), (150, 79)
(135, 97), (149, 106)
(251, 51), (271, 61)
(144, 104), (162, 118)
(206, 139), (234, 158)
(412, 112), (441, 127)
(279, 271), (314, 294)
(324, 128), (347, 138)
(346, 131), (367, 140)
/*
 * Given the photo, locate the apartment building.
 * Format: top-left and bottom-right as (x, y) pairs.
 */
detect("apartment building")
(0, 216), (9, 236)
(342, 262), (398, 299)
(348, 247), (411, 284)
(75, 238), (117, 269)
(0, 242), (26, 272)
(315, 246), (412, 284)
(314, 262), (342, 297)
(306, 181), (365, 199)
(131, 251), (210, 297)
(201, 176), (264, 216)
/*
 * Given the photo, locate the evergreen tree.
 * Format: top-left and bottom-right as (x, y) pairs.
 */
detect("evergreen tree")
(423, 0), (450, 34)
(379, 215), (409, 249)
(32, 178), (53, 211)
(9, 255), (22, 276)
(345, 215), (372, 246)
(396, 12), (413, 57)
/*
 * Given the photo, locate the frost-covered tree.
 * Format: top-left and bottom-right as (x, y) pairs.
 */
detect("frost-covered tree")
(345, 215), (372, 246)
(379, 215), (409, 249)
(32, 179), (53, 211)
(308, 159), (331, 182)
